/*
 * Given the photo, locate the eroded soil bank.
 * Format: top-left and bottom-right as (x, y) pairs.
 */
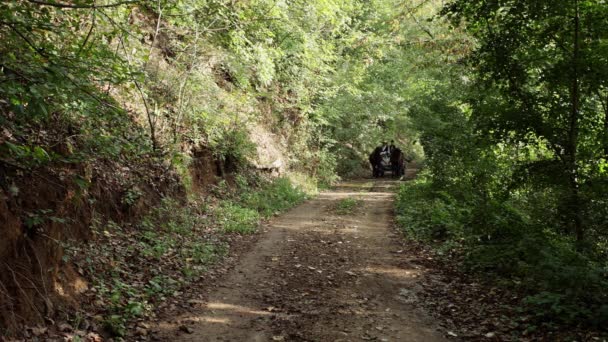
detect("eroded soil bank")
(154, 179), (447, 342)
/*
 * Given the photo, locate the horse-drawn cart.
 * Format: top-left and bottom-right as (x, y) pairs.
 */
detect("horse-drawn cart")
(369, 148), (406, 178)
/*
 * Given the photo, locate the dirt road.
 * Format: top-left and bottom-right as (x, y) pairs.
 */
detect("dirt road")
(156, 179), (447, 341)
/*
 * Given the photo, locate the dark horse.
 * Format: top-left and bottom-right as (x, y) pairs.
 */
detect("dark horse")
(390, 147), (406, 178)
(369, 146), (384, 178)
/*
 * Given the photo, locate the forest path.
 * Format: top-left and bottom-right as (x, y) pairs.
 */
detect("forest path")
(156, 177), (446, 342)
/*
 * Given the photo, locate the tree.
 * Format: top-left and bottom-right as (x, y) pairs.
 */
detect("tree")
(443, 0), (608, 244)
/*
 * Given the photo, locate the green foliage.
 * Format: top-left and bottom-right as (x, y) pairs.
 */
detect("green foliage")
(335, 197), (363, 215)
(442, 0), (608, 242)
(395, 177), (469, 241)
(388, 0), (608, 330)
(312, 0), (469, 176)
(214, 202), (260, 234)
(214, 176), (307, 234)
(314, 149), (340, 188)
(0, 0), (368, 186)
(240, 178), (307, 217)
(23, 209), (66, 232)
(209, 126), (256, 171)
(396, 176), (608, 326)
(3, 143), (55, 168)
(287, 172), (320, 196)
(73, 198), (228, 336)
(121, 187), (143, 207)
(518, 241), (608, 325)
(171, 151), (194, 193)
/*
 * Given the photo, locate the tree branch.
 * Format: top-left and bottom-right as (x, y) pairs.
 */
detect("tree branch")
(77, 9), (97, 56)
(27, 0), (141, 9)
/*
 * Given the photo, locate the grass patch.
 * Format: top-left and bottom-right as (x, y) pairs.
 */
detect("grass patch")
(287, 172), (319, 196)
(215, 176), (308, 234)
(214, 201), (260, 234)
(335, 197), (363, 215)
(240, 177), (308, 218)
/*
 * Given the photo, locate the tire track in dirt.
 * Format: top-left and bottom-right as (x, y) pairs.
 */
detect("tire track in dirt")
(156, 179), (446, 341)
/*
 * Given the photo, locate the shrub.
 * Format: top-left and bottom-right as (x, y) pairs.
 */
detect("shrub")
(395, 177), (469, 241)
(240, 177), (307, 217)
(215, 202), (260, 234)
(395, 177), (608, 326)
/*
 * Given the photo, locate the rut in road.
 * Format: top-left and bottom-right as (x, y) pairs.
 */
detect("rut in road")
(157, 179), (446, 342)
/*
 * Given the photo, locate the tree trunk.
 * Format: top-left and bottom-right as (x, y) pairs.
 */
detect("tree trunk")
(593, 88), (608, 158)
(604, 90), (608, 158)
(568, 0), (583, 245)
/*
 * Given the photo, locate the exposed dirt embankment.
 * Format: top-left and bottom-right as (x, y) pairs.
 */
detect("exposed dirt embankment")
(0, 120), (288, 336)
(0, 154), (184, 334)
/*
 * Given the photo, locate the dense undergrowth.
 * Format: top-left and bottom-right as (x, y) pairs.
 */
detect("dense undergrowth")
(390, 0), (608, 336)
(396, 176), (608, 332)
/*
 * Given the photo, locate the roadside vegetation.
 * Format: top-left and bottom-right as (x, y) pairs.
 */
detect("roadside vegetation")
(395, 0), (608, 338)
(62, 175), (306, 337)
